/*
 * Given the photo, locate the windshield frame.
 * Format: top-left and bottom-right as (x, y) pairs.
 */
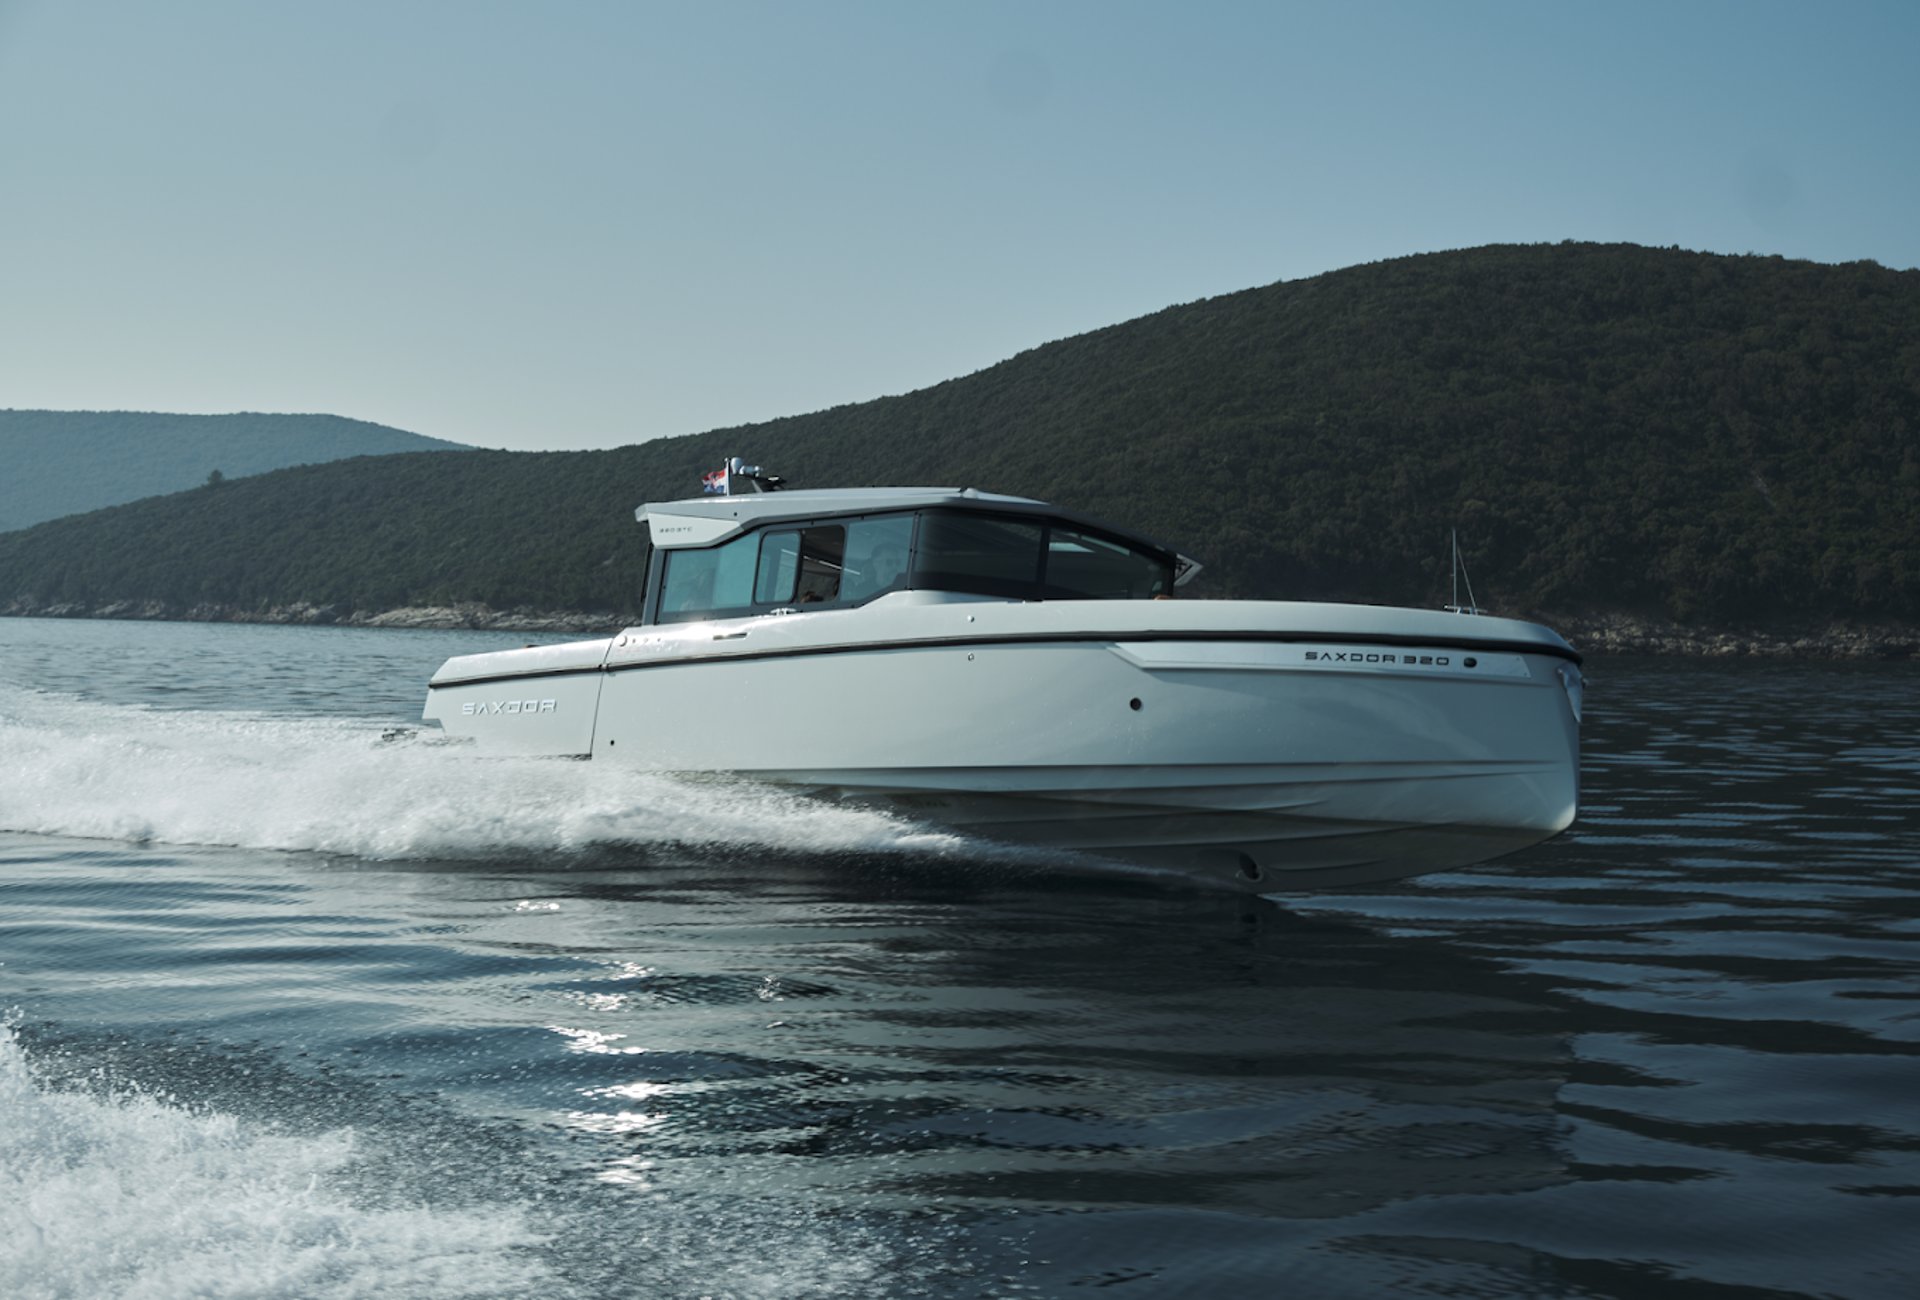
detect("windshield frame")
(641, 506), (1180, 625)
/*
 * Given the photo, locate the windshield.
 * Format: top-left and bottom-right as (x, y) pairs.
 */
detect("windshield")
(654, 514), (914, 623)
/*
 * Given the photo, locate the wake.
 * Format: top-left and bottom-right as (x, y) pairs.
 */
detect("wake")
(0, 1022), (551, 1300)
(0, 685), (964, 862)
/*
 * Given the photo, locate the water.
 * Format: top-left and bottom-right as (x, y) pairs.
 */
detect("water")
(2, 617), (1917, 1299)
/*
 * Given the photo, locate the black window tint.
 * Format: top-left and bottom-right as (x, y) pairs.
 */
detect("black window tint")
(841, 515), (915, 602)
(912, 512), (1043, 599)
(1042, 526), (1173, 600)
(794, 526), (844, 604)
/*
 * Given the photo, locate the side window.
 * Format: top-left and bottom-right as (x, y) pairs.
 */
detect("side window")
(794, 526), (844, 604)
(912, 512), (1043, 599)
(751, 526), (845, 606)
(1043, 527), (1173, 600)
(841, 515), (915, 603)
(658, 532), (759, 621)
(755, 531), (800, 604)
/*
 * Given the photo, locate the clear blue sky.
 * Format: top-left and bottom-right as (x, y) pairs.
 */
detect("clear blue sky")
(2, 0), (1915, 451)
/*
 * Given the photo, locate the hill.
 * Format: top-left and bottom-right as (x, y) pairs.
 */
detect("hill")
(1, 244), (1916, 644)
(0, 410), (470, 532)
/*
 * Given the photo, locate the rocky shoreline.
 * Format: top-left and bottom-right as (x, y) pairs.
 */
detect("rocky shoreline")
(3, 600), (1917, 659)
(1544, 613), (1920, 660)
(0, 598), (629, 635)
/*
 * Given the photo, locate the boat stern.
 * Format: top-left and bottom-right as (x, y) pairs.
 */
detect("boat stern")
(422, 637), (614, 757)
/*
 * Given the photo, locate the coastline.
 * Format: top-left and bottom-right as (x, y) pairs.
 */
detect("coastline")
(0, 599), (629, 636)
(3, 600), (1917, 660)
(1544, 613), (1919, 661)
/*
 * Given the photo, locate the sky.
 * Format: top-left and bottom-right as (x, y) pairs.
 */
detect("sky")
(1, 0), (1916, 452)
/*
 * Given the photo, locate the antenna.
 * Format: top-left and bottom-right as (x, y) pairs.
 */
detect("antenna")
(1448, 529), (1481, 615)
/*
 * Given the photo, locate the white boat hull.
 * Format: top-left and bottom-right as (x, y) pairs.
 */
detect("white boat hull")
(765, 764), (1569, 890)
(424, 598), (1581, 891)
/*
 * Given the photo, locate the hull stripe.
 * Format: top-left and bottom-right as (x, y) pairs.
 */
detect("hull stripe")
(428, 628), (1580, 690)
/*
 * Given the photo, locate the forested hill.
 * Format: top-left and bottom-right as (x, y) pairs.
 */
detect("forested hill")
(1, 243), (1916, 630)
(0, 410), (470, 531)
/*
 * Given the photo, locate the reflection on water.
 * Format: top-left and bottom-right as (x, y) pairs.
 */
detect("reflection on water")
(1, 620), (1918, 1298)
(4, 847), (1581, 1297)
(523, 867), (1574, 1220)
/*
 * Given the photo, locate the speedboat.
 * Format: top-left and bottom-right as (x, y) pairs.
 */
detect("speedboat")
(423, 464), (1582, 891)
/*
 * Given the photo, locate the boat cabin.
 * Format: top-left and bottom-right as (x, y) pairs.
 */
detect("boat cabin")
(634, 487), (1200, 626)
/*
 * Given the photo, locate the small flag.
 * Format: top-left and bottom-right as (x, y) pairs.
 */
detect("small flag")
(701, 467), (728, 495)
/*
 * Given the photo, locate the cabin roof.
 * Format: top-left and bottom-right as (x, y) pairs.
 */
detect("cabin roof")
(635, 487), (1200, 585)
(636, 486), (1040, 532)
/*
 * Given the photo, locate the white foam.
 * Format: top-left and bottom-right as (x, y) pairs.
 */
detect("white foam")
(0, 685), (966, 861)
(0, 1023), (550, 1300)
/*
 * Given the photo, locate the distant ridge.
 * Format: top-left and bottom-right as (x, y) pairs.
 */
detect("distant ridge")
(0, 410), (470, 532)
(1, 243), (1916, 647)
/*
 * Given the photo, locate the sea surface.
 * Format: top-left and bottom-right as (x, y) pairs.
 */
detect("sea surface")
(1, 616), (1917, 1299)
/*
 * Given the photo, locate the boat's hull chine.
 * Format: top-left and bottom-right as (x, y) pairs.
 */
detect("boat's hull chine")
(756, 760), (1576, 892)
